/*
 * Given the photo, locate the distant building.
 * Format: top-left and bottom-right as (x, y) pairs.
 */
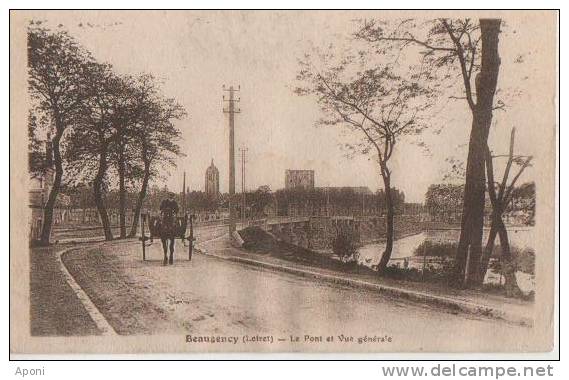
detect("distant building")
(29, 139), (54, 240)
(285, 169), (314, 190)
(29, 135), (71, 241)
(205, 159), (220, 197)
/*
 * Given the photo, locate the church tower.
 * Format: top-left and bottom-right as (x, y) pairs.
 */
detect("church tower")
(205, 159), (219, 197)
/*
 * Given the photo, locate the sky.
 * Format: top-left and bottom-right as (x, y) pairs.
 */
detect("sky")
(23, 10), (557, 202)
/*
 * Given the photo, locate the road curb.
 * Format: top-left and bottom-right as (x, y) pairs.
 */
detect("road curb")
(194, 245), (532, 327)
(56, 244), (118, 335)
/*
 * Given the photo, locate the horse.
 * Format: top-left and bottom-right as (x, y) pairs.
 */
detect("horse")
(149, 210), (187, 265)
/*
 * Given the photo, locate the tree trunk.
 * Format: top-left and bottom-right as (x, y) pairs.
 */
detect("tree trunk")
(93, 146), (113, 241)
(496, 218), (521, 297)
(118, 146), (126, 239)
(455, 119), (487, 284)
(377, 171), (394, 273)
(129, 162), (151, 237)
(478, 213), (499, 282)
(454, 19), (501, 287)
(39, 130), (63, 245)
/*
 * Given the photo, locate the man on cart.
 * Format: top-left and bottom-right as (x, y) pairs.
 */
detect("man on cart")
(160, 192), (179, 217)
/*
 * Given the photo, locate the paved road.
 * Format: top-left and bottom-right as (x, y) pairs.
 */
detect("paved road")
(60, 225), (535, 352)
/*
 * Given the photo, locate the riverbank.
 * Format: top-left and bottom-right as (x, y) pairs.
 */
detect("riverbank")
(198, 233), (534, 327)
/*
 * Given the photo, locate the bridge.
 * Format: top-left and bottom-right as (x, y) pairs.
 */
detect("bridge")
(241, 215), (400, 251)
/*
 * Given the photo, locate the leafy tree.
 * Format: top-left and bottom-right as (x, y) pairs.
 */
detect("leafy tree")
(28, 110), (46, 176)
(424, 184), (464, 223)
(245, 186), (274, 217)
(272, 187), (404, 218)
(128, 89), (185, 237)
(30, 26), (186, 242)
(508, 182), (535, 226)
(183, 191), (220, 213)
(65, 61), (123, 240)
(107, 74), (168, 238)
(28, 25), (91, 244)
(108, 76), (141, 237)
(65, 183), (96, 223)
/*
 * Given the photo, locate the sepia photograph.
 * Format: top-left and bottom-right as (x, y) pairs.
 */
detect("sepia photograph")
(9, 9), (558, 356)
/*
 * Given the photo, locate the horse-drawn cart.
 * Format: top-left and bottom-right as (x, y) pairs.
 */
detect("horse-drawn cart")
(139, 212), (196, 263)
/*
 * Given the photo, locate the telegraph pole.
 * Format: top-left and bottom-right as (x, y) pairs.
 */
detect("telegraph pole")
(181, 171), (186, 215)
(223, 85), (240, 234)
(239, 147), (248, 222)
(326, 187), (330, 217)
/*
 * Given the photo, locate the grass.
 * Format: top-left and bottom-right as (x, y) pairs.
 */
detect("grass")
(239, 226), (534, 299)
(239, 227), (376, 275)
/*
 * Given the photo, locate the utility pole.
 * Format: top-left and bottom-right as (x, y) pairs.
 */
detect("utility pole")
(223, 85), (240, 234)
(326, 186), (330, 217)
(239, 147), (248, 222)
(181, 171), (186, 215)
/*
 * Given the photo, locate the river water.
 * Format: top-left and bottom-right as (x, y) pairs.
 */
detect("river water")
(357, 227), (536, 291)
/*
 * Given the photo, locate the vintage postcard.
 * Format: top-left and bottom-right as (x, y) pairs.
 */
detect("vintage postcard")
(10, 10), (558, 355)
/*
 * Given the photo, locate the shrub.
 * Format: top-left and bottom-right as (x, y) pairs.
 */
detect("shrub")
(413, 240), (457, 257)
(238, 226), (277, 253)
(489, 246), (535, 275)
(383, 257), (455, 285)
(514, 247), (535, 275)
(332, 228), (358, 263)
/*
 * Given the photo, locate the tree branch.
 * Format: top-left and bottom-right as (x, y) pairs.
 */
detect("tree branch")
(497, 128), (516, 202)
(440, 19), (476, 110)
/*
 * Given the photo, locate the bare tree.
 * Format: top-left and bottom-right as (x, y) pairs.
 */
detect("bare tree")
(297, 54), (432, 272)
(356, 18), (503, 285)
(481, 128), (532, 294)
